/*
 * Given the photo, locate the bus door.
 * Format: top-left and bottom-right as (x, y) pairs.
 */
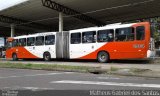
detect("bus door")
(69, 32), (83, 59)
(114, 26), (146, 59)
(81, 31), (97, 59)
(26, 37), (37, 58)
(18, 38), (27, 58)
(45, 35), (56, 58)
(34, 36), (45, 58)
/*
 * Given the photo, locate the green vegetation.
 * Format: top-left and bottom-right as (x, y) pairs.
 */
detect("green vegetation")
(110, 66), (119, 71)
(0, 62), (152, 77)
(0, 62), (100, 73)
(151, 18), (160, 42)
(130, 68), (151, 73)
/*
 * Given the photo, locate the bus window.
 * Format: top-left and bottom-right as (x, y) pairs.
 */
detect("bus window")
(82, 31), (96, 43)
(71, 33), (81, 44)
(19, 38), (26, 46)
(115, 27), (134, 41)
(27, 37), (35, 46)
(97, 29), (114, 42)
(136, 26), (145, 40)
(36, 36), (44, 46)
(6, 41), (12, 49)
(45, 35), (55, 45)
(12, 39), (19, 47)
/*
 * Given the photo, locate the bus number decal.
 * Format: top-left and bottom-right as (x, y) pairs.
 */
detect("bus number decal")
(133, 44), (145, 48)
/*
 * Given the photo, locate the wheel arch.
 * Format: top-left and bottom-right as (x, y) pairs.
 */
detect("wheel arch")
(12, 52), (17, 57)
(43, 51), (50, 56)
(12, 52), (18, 61)
(43, 51), (51, 61)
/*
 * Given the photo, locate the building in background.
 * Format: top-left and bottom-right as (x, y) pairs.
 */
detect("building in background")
(0, 37), (5, 47)
(0, 37), (6, 58)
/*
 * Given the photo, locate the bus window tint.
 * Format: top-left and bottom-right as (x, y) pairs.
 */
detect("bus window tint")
(45, 35), (55, 45)
(115, 27), (134, 41)
(71, 33), (81, 44)
(6, 41), (12, 48)
(82, 31), (96, 43)
(97, 29), (114, 42)
(36, 36), (44, 46)
(19, 38), (26, 46)
(12, 39), (18, 47)
(136, 26), (145, 40)
(27, 37), (35, 46)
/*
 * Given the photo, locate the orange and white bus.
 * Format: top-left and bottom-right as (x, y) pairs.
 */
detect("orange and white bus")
(6, 22), (155, 62)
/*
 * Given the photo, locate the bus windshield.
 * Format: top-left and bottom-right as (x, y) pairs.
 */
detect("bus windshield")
(6, 41), (12, 49)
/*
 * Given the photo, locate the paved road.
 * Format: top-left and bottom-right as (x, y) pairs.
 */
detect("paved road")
(0, 68), (160, 90)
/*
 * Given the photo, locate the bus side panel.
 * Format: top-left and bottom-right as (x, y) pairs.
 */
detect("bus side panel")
(132, 22), (150, 58)
(19, 47), (39, 59)
(70, 42), (110, 59)
(6, 48), (14, 59)
(46, 45), (56, 59)
(69, 43), (83, 59)
(78, 41), (147, 60)
(24, 45), (56, 59)
(113, 41), (146, 59)
(6, 47), (39, 59)
(78, 22), (150, 60)
(32, 45), (56, 59)
(24, 46), (39, 59)
(78, 42), (116, 59)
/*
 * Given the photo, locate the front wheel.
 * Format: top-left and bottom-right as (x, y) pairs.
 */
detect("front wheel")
(12, 53), (18, 61)
(97, 51), (109, 63)
(43, 52), (51, 61)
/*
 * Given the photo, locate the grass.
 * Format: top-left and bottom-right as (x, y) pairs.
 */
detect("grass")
(0, 62), (152, 76)
(110, 66), (119, 71)
(130, 68), (151, 73)
(0, 62), (102, 73)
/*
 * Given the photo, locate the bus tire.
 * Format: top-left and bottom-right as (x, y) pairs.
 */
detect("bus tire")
(43, 52), (51, 61)
(97, 51), (109, 63)
(12, 53), (18, 61)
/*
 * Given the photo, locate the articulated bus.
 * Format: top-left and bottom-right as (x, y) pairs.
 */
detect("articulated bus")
(6, 22), (155, 63)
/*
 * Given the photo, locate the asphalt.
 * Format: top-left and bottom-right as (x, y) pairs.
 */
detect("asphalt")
(0, 68), (160, 90)
(1, 67), (160, 96)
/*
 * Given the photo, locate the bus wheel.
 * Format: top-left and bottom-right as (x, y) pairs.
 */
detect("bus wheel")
(12, 53), (18, 61)
(97, 51), (109, 63)
(43, 52), (51, 61)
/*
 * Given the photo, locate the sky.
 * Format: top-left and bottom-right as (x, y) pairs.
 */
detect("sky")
(0, 0), (28, 11)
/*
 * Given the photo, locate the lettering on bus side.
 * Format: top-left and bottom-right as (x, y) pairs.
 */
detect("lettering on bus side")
(133, 44), (145, 48)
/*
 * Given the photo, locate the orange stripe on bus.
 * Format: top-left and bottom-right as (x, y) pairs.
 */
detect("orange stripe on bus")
(6, 47), (39, 59)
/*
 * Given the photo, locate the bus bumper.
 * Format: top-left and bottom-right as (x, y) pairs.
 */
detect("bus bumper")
(147, 50), (156, 58)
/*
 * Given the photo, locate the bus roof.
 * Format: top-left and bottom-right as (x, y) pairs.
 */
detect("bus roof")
(69, 22), (138, 33)
(13, 32), (57, 39)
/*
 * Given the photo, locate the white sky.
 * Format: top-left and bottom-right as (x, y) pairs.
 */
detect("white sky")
(0, 0), (28, 11)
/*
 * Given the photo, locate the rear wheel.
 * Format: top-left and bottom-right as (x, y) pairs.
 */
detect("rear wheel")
(43, 52), (51, 61)
(12, 53), (18, 61)
(97, 51), (109, 63)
